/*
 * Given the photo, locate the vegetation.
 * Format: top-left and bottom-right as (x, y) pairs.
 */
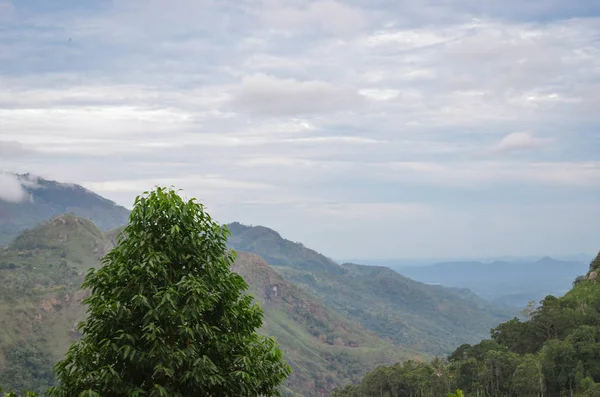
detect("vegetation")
(47, 187), (291, 397)
(227, 223), (516, 355)
(232, 253), (420, 396)
(0, 390), (39, 397)
(0, 212), (412, 397)
(329, 250), (600, 397)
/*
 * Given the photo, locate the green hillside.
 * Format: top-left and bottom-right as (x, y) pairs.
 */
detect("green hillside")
(0, 215), (102, 392)
(0, 174), (130, 246)
(0, 216), (419, 396)
(227, 222), (516, 355)
(232, 252), (422, 396)
(331, 250), (600, 397)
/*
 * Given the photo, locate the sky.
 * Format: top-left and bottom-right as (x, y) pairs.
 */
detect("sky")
(0, 0), (599, 260)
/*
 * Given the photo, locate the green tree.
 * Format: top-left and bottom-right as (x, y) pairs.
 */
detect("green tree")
(48, 187), (291, 397)
(512, 354), (544, 397)
(541, 339), (578, 396)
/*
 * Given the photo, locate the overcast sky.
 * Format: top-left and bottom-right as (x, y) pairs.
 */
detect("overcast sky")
(1, 0), (599, 259)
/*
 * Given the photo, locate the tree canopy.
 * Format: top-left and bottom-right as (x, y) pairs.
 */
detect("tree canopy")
(48, 187), (291, 397)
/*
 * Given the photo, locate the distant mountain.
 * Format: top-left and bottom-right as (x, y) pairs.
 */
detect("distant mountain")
(227, 223), (516, 356)
(0, 215), (416, 397)
(394, 257), (589, 307)
(0, 173), (130, 246)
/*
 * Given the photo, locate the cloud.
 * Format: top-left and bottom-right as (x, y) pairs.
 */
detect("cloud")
(0, 0), (599, 257)
(82, 175), (274, 194)
(376, 161), (600, 187)
(309, 202), (432, 220)
(0, 140), (32, 158)
(259, 1), (367, 37)
(229, 74), (365, 116)
(493, 132), (555, 152)
(0, 173), (29, 203)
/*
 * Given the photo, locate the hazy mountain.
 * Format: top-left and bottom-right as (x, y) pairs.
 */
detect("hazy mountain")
(227, 222), (517, 356)
(393, 257), (589, 307)
(0, 174), (130, 246)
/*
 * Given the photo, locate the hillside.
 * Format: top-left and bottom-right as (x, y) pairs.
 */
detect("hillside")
(330, 250), (600, 397)
(0, 174), (130, 246)
(227, 223), (516, 355)
(395, 257), (589, 307)
(232, 252), (421, 396)
(0, 214), (104, 392)
(0, 216), (416, 396)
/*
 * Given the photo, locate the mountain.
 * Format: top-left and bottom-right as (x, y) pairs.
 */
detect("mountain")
(227, 222), (517, 356)
(232, 252), (420, 396)
(0, 173), (130, 246)
(394, 257), (589, 307)
(0, 214), (104, 393)
(0, 215), (417, 396)
(330, 250), (600, 397)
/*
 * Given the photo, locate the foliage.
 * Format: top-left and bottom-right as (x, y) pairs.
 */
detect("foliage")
(0, 390), (39, 397)
(47, 187), (290, 397)
(331, 251), (600, 397)
(0, 341), (56, 394)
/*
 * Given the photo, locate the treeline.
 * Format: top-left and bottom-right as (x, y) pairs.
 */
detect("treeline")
(331, 251), (600, 397)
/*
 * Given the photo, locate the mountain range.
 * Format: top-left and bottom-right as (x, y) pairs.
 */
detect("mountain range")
(392, 257), (588, 307)
(0, 175), (531, 395)
(227, 222), (514, 355)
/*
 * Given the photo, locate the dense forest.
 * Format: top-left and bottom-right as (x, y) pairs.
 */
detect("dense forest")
(330, 251), (600, 397)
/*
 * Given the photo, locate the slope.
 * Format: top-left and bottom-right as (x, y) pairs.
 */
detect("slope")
(329, 250), (600, 397)
(232, 252), (421, 396)
(0, 173), (130, 246)
(227, 223), (517, 355)
(0, 214), (104, 392)
(0, 216), (417, 396)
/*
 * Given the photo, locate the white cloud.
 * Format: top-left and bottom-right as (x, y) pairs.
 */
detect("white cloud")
(0, 140), (32, 158)
(493, 132), (555, 152)
(309, 202), (432, 219)
(259, 0), (367, 37)
(0, 173), (29, 203)
(229, 74), (365, 116)
(82, 175), (274, 194)
(376, 161), (600, 186)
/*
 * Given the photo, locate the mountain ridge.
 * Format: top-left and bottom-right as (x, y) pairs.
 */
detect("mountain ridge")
(226, 222), (517, 355)
(0, 173), (130, 246)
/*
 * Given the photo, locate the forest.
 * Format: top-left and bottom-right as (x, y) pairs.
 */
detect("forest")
(330, 252), (600, 397)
